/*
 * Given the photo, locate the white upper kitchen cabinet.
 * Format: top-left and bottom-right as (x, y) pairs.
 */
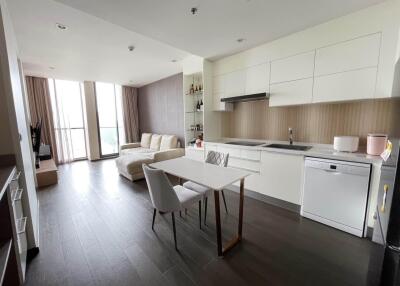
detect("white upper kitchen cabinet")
(269, 78), (313, 106)
(224, 69), (246, 98)
(315, 33), (381, 76)
(212, 75), (233, 111)
(270, 51), (315, 84)
(313, 67), (377, 103)
(245, 63), (269, 95)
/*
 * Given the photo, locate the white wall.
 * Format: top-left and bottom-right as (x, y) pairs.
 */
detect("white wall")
(213, 0), (400, 99)
(0, 0), (39, 248)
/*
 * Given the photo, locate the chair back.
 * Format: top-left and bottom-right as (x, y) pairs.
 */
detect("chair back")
(142, 164), (181, 212)
(205, 150), (229, 167)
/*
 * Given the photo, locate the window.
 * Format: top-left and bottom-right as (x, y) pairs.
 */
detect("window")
(48, 79), (87, 162)
(95, 82), (125, 157)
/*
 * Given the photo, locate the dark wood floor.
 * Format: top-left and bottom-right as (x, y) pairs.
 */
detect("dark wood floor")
(25, 159), (382, 286)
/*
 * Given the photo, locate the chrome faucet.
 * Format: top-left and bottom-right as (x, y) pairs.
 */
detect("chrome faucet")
(289, 128), (293, 145)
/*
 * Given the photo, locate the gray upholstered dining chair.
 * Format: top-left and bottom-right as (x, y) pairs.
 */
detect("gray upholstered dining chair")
(183, 150), (230, 225)
(142, 164), (203, 250)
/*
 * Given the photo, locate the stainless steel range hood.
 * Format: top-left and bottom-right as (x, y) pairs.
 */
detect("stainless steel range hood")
(221, 92), (269, 103)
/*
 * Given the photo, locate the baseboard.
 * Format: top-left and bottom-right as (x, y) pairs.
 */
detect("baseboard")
(225, 185), (301, 214)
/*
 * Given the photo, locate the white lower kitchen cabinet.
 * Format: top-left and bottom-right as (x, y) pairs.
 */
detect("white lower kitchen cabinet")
(185, 147), (204, 162)
(259, 151), (304, 205)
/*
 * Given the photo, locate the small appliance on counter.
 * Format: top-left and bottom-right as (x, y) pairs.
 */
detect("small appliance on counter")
(333, 136), (359, 152)
(367, 133), (388, 155)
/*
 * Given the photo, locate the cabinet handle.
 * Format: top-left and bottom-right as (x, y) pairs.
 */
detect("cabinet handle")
(380, 184), (389, 213)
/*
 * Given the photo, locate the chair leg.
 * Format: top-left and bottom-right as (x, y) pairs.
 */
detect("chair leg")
(152, 209), (156, 230)
(198, 201), (202, 230)
(171, 212), (178, 250)
(221, 190), (228, 213)
(204, 197), (208, 225)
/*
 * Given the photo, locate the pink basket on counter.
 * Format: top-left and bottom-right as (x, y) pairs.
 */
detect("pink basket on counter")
(367, 134), (388, 155)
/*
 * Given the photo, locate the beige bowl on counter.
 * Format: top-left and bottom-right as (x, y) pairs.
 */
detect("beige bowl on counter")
(333, 136), (359, 152)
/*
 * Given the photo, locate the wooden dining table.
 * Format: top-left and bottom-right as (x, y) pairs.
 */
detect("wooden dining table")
(150, 157), (250, 256)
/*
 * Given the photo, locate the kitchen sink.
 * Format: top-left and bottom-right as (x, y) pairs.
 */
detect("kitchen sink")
(263, 143), (312, 151)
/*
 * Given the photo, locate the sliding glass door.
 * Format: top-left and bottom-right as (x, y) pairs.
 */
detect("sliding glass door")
(48, 79), (87, 162)
(95, 82), (125, 157)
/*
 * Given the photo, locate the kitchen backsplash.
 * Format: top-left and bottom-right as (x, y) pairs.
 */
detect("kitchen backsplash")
(221, 98), (400, 145)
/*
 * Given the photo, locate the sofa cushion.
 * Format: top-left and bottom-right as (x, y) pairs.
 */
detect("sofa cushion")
(120, 147), (155, 156)
(140, 133), (152, 148)
(160, 135), (178, 151)
(150, 134), (162, 150)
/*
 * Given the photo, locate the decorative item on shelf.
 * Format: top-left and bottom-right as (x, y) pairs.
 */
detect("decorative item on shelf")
(195, 85), (198, 92)
(190, 84), (194, 94)
(199, 84), (202, 91)
(196, 100), (201, 111)
(195, 133), (203, 148)
(200, 99), (204, 111)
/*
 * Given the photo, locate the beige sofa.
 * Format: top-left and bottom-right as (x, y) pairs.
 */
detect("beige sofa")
(116, 133), (185, 181)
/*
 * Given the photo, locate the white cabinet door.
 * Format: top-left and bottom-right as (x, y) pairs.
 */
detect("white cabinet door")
(213, 75), (225, 93)
(270, 51), (315, 84)
(269, 78), (313, 106)
(315, 33), (381, 76)
(259, 151), (304, 205)
(225, 69), (245, 98)
(212, 75), (233, 111)
(245, 63), (269, 95)
(313, 67), (377, 103)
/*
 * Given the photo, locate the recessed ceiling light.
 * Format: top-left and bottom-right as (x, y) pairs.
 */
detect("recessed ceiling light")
(56, 23), (68, 31)
(128, 45), (135, 52)
(237, 38), (245, 43)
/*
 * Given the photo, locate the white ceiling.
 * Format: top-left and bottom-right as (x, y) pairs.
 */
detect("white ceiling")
(55, 0), (384, 60)
(6, 0), (190, 86)
(7, 0), (384, 86)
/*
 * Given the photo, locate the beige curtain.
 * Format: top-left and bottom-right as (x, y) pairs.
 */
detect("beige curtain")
(122, 86), (140, 143)
(25, 76), (59, 164)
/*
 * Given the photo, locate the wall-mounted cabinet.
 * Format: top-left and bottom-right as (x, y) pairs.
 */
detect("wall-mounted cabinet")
(313, 67), (377, 103)
(270, 78), (313, 107)
(212, 75), (233, 111)
(212, 62), (269, 111)
(314, 33), (381, 76)
(245, 63), (269, 95)
(225, 69), (246, 98)
(270, 51), (315, 84)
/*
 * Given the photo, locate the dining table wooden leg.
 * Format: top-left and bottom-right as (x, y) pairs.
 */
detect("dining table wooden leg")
(214, 190), (222, 256)
(238, 178), (244, 239)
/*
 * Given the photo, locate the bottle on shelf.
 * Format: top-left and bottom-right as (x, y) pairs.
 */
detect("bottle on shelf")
(200, 99), (203, 111)
(190, 84), (194, 94)
(199, 84), (202, 91)
(195, 85), (198, 92)
(196, 100), (201, 111)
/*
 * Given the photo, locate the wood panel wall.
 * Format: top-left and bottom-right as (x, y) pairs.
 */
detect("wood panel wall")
(138, 73), (184, 144)
(221, 98), (400, 145)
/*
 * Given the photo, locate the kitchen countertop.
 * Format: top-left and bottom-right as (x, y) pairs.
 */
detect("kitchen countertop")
(206, 138), (382, 165)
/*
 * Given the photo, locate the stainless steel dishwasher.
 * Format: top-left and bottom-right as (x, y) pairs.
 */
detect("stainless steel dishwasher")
(301, 157), (371, 237)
